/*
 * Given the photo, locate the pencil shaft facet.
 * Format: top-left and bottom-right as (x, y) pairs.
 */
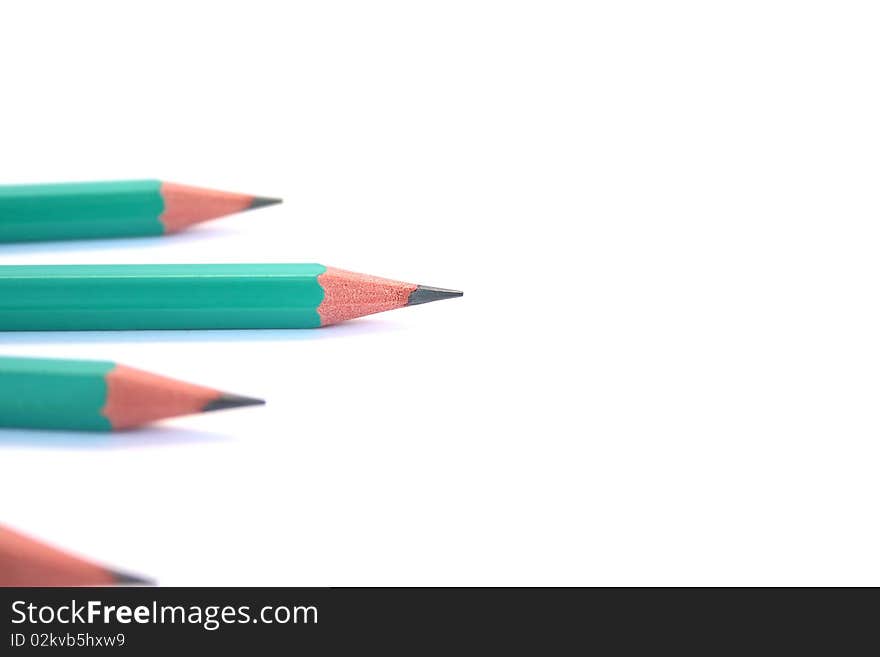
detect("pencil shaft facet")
(0, 356), (113, 430)
(0, 263), (326, 330)
(0, 180), (164, 242)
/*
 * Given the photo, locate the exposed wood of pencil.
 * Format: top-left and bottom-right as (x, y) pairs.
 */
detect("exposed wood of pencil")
(316, 266), (464, 325)
(159, 181), (282, 232)
(103, 364), (265, 430)
(0, 525), (151, 587)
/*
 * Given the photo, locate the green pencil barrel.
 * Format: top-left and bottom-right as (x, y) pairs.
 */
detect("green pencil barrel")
(0, 356), (113, 431)
(0, 264), (327, 330)
(0, 180), (164, 242)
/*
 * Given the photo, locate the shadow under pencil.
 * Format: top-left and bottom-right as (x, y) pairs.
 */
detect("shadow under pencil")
(0, 426), (232, 450)
(0, 318), (404, 345)
(0, 225), (236, 255)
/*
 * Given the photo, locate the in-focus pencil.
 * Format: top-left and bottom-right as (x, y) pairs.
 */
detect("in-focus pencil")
(0, 356), (264, 431)
(0, 180), (281, 242)
(0, 524), (151, 587)
(0, 264), (463, 331)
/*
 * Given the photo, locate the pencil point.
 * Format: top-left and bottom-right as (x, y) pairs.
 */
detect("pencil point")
(406, 285), (464, 306)
(248, 195), (283, 210)
(202, 393), (266, 413)
(111, 570), (154, 586)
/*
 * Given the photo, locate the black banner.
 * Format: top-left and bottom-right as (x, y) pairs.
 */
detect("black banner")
(0, 587), (872, 652)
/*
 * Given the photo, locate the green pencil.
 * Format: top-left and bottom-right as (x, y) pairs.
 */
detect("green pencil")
(0, 355), (264, 431)
(0, 264), (462, 331)
(0, 180), (281, 242)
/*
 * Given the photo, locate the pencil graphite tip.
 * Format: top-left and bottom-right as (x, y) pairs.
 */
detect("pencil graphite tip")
(248, 195), (283, 210)
(406, 285), (464, 307)
(111, 570), (155, 586)
(202, 393), (266, 413)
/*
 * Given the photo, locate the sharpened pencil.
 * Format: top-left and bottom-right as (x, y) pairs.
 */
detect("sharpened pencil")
(0, 356), (264, 431)
(0, 264), (463, 330)
(0, 524), (152, 587)
(0, 180), (281, 242)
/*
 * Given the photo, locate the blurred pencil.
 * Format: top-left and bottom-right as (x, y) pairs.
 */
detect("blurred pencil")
(0, 524), (151, 587)
(0, 263), (463, 330)
(0, 355), (264, 431)
(0, 180), (281, 242)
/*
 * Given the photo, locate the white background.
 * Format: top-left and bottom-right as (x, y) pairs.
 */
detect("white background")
(0, 1), (878, 586)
